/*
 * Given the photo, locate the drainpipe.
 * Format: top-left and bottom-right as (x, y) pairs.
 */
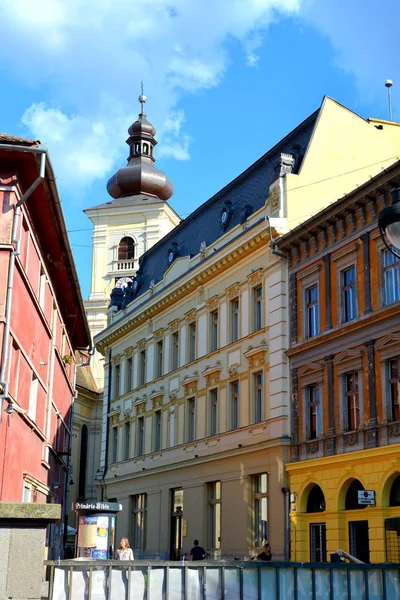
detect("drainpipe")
(282, 487), (290, 561)
(0, 150), (47, 419)
(101, 348), (113, 501)
(62, 345), (95, 553)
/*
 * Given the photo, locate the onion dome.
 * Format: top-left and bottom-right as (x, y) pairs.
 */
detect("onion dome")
(107, 94), (173, 201)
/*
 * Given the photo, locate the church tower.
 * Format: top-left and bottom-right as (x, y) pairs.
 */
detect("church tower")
(84, 94), (180, 386)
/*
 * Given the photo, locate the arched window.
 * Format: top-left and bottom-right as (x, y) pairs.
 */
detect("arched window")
(143, 143), (149, 155)
(390, 475), (400, 506)
(135, 143), (141, 154)
(306, 484), (325, 513)
(78, 425), (88, 500)
(118, 237), (135, 260)
(345, 479), (366, 510)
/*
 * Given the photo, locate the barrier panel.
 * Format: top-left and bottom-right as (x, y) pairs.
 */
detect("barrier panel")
(45, 560), (400, 600)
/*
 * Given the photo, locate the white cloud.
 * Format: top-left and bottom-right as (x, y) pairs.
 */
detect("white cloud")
(303, 0), (400, 114)
(1, 0), (303, 190)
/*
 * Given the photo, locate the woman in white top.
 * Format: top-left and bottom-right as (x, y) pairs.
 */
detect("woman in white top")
(115, 537), (134, 560)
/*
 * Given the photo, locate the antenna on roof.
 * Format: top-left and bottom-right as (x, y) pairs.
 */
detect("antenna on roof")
(385, 79), (393, 121)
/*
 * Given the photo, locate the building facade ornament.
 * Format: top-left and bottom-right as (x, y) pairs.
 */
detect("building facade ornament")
(228, 364), (240, 380)
(168, 319), (180, 333)
(182, 373), (199, 396)
(243, 342), (268, 369)
(226, 283), (240, 300)
(202, 363), (222, 387)
(184, 309), (196, 324)
(154, 328), (164, 342)
(206, 295), (219, 311)
(247, 268), (263, 287)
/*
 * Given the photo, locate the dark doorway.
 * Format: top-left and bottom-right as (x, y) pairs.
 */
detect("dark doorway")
(310, 523), (327, 562)
(170, 489), (183, 560)
(349, 520), (370, 563)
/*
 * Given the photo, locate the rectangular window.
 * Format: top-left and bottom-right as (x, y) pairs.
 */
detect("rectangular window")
(124, 422), (131, 460)
(253, 372), (263, 424)
(126, 357), (133, 392)
(342, 266), (357, 322)
(39, 267), (46, 310)
(230, 381), (239, 430)
(310, 523), (327, 562)
(137, 416), (145, 456)
(307, 384), (321, 439)
(28, 374), (38, 421)
(209, 388), (218, 436)
(114, 364), (121, 398)
(171, 332), (179, 371)
(388, 358), (400, 422)
(187, 397), (196, 442)
(253, 285), (263, 332)
(344, 371), (359, 431)
(139, 350), (146, 386)
(306, 285), (319, 337)
(132, 493), (147, 551)
(23, 485), (31, 503)
(156, 340), (163, 379)
(208, 481), (221, 550)
(154, 410), (162, 452)
(252, 474), (268, 548)
(112, 426), (118, 463)
(230, 298), (240, 343)
(210, 310), (219, 352)
(188, 322), (196, 362)
(383, 249), (400, 305)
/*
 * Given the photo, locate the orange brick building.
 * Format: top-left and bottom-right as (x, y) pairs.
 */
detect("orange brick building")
(277, 160), (400, 563)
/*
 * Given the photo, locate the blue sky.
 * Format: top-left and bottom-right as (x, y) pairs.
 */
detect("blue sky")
(1, 0), (399, 299)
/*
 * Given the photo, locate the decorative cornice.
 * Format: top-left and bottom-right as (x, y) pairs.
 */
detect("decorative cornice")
(124, 346), (134, 358)
(298, 362), (325, 378)
(169, 319), (180, 333)
(375, 333), (400, 350)
(96, 226), (270, 352)
(226, 283), (240, 300)
(202, 362), (222, 387)
(333, 348), (364, 365)
(154, 328), (164, 342)
(243, 341), (268, 369)
(111, 354), (121, 366)
(135, 402), (146, 415)
(247, 268), (263, 287)
(184, 309), (196, 324)
(181, 372), (199, 395)
(137, 338), (146, 351)
(228, 363), (240, 380)
(169, 389), (179, 403)
(206, 295), (219, 311)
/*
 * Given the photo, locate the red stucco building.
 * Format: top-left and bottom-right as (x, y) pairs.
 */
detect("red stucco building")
(0, 134), (91, 557)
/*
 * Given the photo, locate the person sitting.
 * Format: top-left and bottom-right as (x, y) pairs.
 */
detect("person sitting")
(189, 539), (206, 561)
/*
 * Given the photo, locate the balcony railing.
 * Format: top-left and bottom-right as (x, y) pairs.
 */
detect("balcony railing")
(45, 560), (400, 599)
(111, 259), (138, 273)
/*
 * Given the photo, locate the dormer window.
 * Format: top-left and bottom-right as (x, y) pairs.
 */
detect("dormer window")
(118, 237), (135, 260)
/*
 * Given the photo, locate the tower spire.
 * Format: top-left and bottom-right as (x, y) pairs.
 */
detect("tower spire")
(106, 89), (174, 201)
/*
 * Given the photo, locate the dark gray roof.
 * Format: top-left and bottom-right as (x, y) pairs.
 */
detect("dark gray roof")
(133, 107), (320, 298)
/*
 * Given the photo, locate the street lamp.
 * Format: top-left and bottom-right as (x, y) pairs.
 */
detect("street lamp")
(378, 188), (400, 259)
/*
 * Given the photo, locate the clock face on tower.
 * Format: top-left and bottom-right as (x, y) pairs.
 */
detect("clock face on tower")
(115, 276), (134, 289)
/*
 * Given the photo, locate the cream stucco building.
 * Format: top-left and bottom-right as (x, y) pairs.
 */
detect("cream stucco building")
(68, 96), (180, 532)
(94, 97), (400, 560)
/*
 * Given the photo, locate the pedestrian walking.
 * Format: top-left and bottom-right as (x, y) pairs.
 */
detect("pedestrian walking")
(115, 537), (134, 560)
(252, 542), (272, 561)
(189, 539), (206, 561)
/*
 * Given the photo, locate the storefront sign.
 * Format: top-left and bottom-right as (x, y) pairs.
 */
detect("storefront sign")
(74, 501), (122, 512)
(357, 490), (375, 505)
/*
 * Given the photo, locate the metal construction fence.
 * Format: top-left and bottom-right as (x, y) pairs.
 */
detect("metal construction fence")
(45, 560), (400, 600)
